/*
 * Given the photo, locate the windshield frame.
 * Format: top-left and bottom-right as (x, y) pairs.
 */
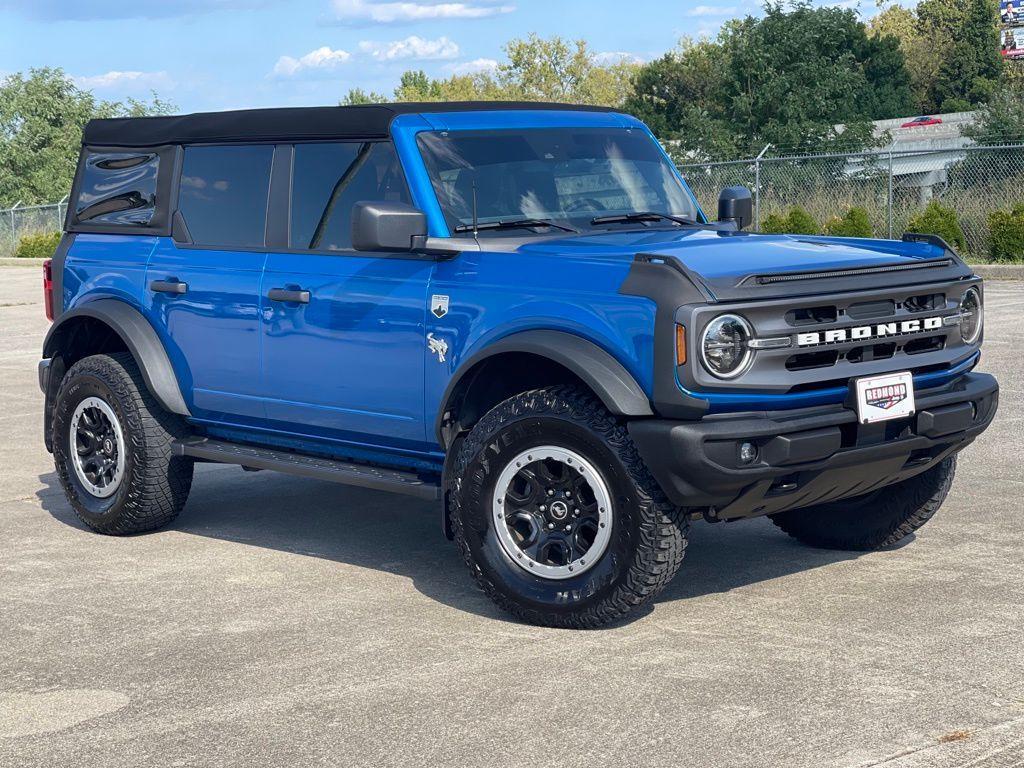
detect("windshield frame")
(393, 113), (705, 239)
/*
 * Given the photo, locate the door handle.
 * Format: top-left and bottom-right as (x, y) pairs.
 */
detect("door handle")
(268, 288), (311, 304)
(150, 279), (188, 295)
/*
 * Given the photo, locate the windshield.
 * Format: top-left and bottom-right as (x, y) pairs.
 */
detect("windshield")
(416, 128), (700, 237)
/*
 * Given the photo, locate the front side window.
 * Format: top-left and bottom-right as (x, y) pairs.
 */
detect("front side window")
(76, 151), (160, 226)
(290, 141), (410, 251)
(416, 128), (699, 236)
(178, 145), (273, 248)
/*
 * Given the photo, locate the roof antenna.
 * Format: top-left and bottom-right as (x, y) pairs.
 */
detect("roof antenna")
(471, 175), (479, 239)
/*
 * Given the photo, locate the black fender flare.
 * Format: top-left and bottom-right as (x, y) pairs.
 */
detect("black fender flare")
(43, 299), (190, 417)
(435, 329), (652, 444)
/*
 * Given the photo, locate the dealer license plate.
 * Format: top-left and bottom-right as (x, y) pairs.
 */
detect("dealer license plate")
(854, 371), (915, 424)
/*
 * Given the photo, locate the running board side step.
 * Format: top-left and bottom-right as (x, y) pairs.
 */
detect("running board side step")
(172, 438), (442, 501)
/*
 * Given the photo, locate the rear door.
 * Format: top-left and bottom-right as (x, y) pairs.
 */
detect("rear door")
(143, 144), (273, 427)
(259, 141), (433, 454)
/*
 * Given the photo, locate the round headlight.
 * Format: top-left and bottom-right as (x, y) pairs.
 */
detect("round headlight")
(959, 287), (983, 344)
(700, 314), (753, 379)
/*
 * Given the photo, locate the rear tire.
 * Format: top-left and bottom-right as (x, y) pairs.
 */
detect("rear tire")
(53, 352), (193, 535)
(769, 457), (956, 551)
(448, 385), (688, 628)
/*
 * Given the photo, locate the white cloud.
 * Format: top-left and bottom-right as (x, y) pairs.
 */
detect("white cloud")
(686, 4), (739, 15)
(73, 70), (174, 90)
(358, 35), (460, 61)
(592, 51), (644, 66)
(272, 46), (352, 77)
(445, 57), (499, 75)
(330, 0), (515, 24)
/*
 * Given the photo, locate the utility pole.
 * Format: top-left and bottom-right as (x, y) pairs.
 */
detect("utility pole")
(754, 145), (770, 232)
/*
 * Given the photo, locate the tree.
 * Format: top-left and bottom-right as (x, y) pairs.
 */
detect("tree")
(340, 87), (389, 105)
(624, 39), (741, 161)
(963, 78), (1024, 142)
(390, 69), (500, 102)
(356, 35), (640, 107)
(629, 2), (913, 159)
(495, 36), (637, 105)
(915, 0), (1002, 111)
(720, 2), (912, 154)
(0, 68), (175, 207)
(869, 4), (947, 114)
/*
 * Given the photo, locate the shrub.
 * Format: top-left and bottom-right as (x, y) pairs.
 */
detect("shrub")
(760, 212), (788, 233)
(759, 207), (820, 235)
(904, 201), (967, 252)
(785, 207), (819, 235)
(823, 206), (873, 238)
(14, 231), (61, 259)
(987, 204), (1024, 263)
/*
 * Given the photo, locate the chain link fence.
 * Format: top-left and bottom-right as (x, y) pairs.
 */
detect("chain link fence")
(4, 144), (1024, 260)
(679, 143), (1024, 259)
(0, 199), (68, 258)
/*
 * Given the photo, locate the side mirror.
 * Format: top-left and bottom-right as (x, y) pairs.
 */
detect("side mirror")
(352, 201), (428, 252)
(717, 186), (753, 231)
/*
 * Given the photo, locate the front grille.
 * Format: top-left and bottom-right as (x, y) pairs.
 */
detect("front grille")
(786, 350), (839, 371)
(904, 336), (946, 356)
(682, 277), (980, 395)
(846, 342), (897, 364)
(783, 335), (946, 373)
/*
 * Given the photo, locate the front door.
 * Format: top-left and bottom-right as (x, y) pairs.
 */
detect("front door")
(260, 141), (432, 454)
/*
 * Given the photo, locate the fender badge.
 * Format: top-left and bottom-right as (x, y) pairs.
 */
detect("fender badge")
(427, 333), (448, 363)
(431, 294), (449, 319)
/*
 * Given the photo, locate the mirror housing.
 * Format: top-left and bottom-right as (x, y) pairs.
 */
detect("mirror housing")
(717, 186), (753, 231)
(352, 201), (429, 252)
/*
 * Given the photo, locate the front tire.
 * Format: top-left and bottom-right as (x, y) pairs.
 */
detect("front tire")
(769, 457), (956, 551)
(53, 352), (193, 535)
(448, 386), (688, 628)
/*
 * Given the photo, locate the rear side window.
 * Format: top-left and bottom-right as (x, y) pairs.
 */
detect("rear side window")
(290, 141), (410, 251)
(76, 151), (160, 226)
(178, 145), (274, 248)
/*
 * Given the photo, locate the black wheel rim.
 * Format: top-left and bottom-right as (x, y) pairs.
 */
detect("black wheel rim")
(492, 446), (612, 580)
(69, 396), (125, 498)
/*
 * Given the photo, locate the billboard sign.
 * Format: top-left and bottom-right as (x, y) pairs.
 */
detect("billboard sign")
(1002, 2), (1024, 58)
(1002, 26), (1024, 58)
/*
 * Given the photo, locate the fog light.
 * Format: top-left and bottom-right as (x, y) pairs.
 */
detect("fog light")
(739, 442), (758, 464)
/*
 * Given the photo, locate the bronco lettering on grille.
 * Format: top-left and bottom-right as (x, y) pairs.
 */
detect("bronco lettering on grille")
(796, 316), (944, 347)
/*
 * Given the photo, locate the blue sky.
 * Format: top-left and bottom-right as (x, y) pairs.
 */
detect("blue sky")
(0, 0), (785, 112)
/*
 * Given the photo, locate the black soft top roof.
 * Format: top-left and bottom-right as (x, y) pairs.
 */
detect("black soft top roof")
(82, 101), (620, 147)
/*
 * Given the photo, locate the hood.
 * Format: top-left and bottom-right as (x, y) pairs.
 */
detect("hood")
(513, 228), (972, 301)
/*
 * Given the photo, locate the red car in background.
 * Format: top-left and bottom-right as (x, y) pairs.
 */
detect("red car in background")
(902, 116), (943, 128)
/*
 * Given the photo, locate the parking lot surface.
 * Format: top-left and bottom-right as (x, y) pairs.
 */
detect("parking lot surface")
(1, 266), (1022, 767)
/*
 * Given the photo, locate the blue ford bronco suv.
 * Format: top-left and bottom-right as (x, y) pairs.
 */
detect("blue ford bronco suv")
(40, 102), (998, 627)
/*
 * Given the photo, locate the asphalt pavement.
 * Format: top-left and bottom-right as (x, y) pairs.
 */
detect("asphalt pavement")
(1, 266), (1022, 767)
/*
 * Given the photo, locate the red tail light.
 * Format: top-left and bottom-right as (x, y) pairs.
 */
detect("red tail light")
(43, 259), (54, 322)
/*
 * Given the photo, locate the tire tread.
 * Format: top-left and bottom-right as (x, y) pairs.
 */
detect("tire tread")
(769, 457), (956, 551)
(448, 385), (688, 628)
(54, 352), (192, 535)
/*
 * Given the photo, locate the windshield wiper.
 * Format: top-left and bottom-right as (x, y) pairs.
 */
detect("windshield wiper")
(453, 218), (578, 234)
(591, 212), (697, 227)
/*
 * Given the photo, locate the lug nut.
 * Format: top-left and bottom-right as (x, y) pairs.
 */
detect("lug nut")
(539, 504), (546, 512)
(547, 523), (554, 530)
(564, 525), (571, 531)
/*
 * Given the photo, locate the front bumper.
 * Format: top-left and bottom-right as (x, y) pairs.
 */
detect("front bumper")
(628, 372), (998, 520)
